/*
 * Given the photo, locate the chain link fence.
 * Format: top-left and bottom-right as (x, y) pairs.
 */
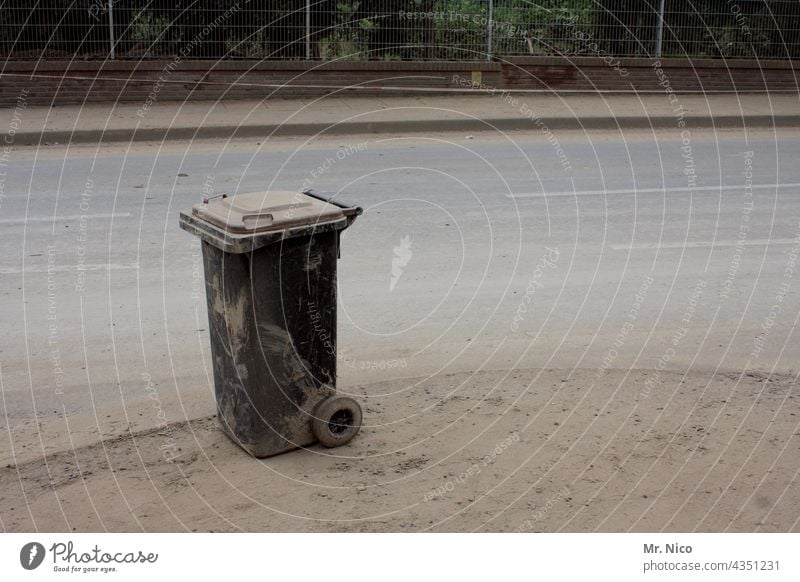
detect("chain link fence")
(1, 1), (797, 61)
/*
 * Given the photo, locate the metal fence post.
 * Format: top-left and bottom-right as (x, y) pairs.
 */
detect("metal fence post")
(655, 0), (666, 58)
(108, 0), (115, 59)
(305, 0), (311, 60)
(487, 0), (493, 61)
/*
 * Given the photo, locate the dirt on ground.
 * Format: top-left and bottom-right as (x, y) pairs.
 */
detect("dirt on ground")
(1, 367), (798, 532)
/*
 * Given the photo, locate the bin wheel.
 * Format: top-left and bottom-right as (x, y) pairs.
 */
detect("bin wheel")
(312, 396), (362, 448)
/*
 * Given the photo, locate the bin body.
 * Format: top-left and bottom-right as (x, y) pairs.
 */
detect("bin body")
(180, 191), (360, 457)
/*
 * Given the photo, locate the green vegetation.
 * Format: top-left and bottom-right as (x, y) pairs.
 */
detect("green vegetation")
(1, 0), (797, 60)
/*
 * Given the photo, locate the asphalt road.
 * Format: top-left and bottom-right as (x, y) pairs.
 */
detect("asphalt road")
(2, 127), (799, 462)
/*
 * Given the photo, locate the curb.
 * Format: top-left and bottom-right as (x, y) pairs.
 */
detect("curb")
(14, 114), (798, 146)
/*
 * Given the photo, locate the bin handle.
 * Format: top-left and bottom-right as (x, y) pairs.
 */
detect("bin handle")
(241, 213), (274, 229)
(203, 193), (228, 204)
(302, 190), (362, 217)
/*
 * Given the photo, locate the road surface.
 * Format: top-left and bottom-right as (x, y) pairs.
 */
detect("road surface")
(1, 126), (799, 531)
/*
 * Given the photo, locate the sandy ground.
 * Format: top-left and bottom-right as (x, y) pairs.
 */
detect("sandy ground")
(2, 367), (798, 532)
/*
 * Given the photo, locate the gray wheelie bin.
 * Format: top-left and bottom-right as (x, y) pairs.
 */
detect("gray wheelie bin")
(179, 190), (362, 457)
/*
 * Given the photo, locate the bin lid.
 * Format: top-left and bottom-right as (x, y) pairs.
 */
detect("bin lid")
(191, 191), (346, 235)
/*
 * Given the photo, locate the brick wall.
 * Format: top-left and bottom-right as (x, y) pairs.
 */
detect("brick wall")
(496, 57), (799, 92)
(0, 57), (795, 106)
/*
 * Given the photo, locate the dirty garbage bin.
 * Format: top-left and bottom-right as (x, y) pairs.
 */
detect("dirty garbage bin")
(179, 190), (363, 457)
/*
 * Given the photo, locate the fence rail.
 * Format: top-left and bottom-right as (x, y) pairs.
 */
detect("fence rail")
(1, 1), (798, 61)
